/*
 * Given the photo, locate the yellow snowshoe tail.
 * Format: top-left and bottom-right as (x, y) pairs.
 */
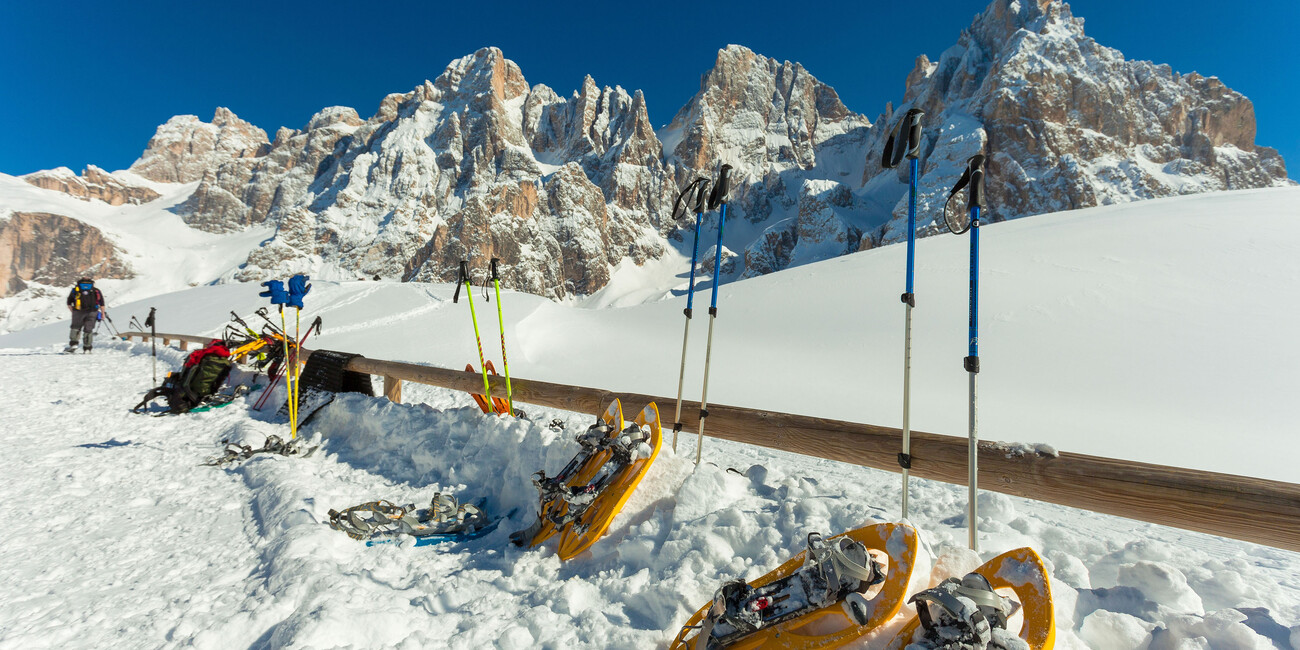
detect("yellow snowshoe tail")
(672, 522), (921, 649)
(556, 402), (661, 561)
(885, 546), (1055, 650)
(526, 399), (624, 548)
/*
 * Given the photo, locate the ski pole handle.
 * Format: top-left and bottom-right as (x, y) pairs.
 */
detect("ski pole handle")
(454, 260), (468, 304)
(707, 165), (732, 210)
(490, 258), (500, 282)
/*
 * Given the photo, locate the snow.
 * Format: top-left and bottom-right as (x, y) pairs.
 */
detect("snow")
(1, 188), (1299, 648)
(0, 172), (273, 334)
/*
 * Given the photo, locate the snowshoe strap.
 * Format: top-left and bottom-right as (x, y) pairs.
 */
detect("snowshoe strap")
(827, 537), (883, 584)
(910, 572), (1017, 643)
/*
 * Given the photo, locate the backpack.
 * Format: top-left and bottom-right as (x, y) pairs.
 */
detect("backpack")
(132, 341), (233, 414)
(73, 282), (101, 311)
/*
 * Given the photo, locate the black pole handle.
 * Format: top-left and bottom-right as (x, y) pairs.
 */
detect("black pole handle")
(967, 154), (986, 210)
(693, 178), (711, 213)
(145, 307), (156, 329)
(707, 164), (732, 210)
(490, 258), (500, 282)
(882, 108), (925, 169)
(454, 260), (468, 303)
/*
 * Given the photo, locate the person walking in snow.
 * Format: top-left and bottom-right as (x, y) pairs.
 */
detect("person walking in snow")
(65, 277), (106, 353)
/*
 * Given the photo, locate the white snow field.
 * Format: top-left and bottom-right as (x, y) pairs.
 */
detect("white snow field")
(1, 187), (1299, 648)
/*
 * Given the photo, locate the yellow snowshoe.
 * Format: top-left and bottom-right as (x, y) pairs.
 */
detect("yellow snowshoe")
(672, 522), (922, 649)
(885, 546), (1055, 650)
(511, 399), (624, 549)
(555, 402), (663, 560)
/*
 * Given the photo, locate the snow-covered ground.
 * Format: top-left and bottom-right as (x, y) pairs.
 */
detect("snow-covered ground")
(2, 187), (1299, 648)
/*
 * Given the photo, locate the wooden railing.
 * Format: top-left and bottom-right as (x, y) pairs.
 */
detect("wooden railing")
(123, 331), (1300, 552)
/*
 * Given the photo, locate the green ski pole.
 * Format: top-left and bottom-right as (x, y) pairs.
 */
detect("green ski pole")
(454, 260), (495, 408)
(490, 258), (514, 416)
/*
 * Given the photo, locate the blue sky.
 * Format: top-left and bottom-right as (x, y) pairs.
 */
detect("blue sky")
(2, 0), (1295, 177)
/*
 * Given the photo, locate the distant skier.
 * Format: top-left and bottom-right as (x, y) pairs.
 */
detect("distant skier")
(65, 277), (106, 353)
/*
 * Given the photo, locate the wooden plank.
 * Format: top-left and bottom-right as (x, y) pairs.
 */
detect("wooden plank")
(179, 341), (189, 351)
(383, 376), (402, 403)
(338, 353), (1300, 552)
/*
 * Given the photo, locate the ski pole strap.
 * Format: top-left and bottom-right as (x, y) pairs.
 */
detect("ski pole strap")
(672, 178), (710, 222)
(897, 452), (912, 469)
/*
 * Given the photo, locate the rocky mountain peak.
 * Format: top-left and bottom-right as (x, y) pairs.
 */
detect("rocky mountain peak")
(128, 108), (269, 183)
(665, 44), (870, 175)
(867, 0), (1290, 244)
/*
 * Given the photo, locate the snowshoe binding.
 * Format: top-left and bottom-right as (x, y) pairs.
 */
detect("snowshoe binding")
(512, 400), (662, 560)
(673, 522), (923, 650)
(328, 493), (499, 546)
(201, 433), (314, 467)
(885, 547), (1055, 650)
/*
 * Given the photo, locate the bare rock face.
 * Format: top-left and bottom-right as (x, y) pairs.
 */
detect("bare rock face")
(114, 16), (1290, 300)
(128, 107), (269, 183)
(176, 47), (671, 299)
(22, 166), (161, 206)
(863, 0), (1292, 244)
(661, 45), (876, 279)
(0, 212), (133, 296)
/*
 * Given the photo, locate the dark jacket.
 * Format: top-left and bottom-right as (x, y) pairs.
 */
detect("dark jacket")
(67, 286), (105, 311)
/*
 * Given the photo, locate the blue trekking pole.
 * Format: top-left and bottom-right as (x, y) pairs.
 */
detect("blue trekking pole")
(941, 153), (987, 551)
(882, 107), (925, 518)
(695, 164), (732, 465)
(670, 176), (711, 452)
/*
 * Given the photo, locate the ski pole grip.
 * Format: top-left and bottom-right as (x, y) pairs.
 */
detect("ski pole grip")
(454, 260), (468, 303)
(905, 108), (925, 158)
(490, 258), (500, 282)
(967, 154), (986, 209)
(708, 165), (732, 210)
(693, 179), (711, 213)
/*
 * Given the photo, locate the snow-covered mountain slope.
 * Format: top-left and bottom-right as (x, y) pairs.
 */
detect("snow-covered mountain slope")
(4, 187), (1297, 484)
(0, 172), (272, 334)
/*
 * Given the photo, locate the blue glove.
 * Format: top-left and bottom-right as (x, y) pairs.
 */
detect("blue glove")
(96, 312), (103, 321)
(287, 274), (311, 310)
(259, 280), (288, 306)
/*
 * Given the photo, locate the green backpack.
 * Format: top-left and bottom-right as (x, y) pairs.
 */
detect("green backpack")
(133, 341), (233, 414)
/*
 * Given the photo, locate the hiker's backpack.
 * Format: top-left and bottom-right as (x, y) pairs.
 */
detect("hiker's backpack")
(132, 341), (233, 414)
(73, 281), (101, 311)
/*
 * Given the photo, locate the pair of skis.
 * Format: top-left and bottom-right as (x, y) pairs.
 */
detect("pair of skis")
(669, 164), (733, 465)
(672, 523), (1055, 649)
(884, 110), (989, 552)
(455, 258), (516, 416)
(511, 399), (663, 560)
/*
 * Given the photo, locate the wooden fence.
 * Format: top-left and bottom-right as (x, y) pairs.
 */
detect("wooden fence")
(123, 331), (1300, 552)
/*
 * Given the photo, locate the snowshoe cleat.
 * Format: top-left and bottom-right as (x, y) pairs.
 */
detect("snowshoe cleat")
(673, 522), (922, 650)
(327, 493), (500, 546)
(885, 546), (1055, 650)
